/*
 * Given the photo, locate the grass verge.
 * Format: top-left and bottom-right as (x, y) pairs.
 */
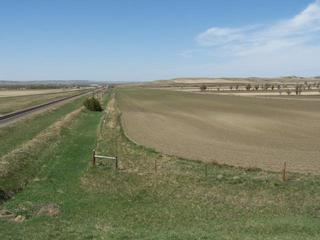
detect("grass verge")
(0, 107), (83, 200)
(0, 95), (87, 157)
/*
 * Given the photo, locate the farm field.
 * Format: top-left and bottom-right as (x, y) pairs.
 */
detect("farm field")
(2, 91), (320, 239)
(0, 88), (90, 115)
(118, 88), (320, 174)
(0, 88), (89, 97)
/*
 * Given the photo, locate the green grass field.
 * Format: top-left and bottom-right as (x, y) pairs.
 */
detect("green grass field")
(1, 89), (320, 239)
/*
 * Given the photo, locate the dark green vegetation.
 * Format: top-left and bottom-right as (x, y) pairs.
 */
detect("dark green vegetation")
(1, 89), (320, 239)
(83, 97), (103, 111)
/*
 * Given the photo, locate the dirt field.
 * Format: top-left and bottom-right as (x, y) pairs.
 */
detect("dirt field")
(0, 88), (88, 97)
(118, 88), (320, 174)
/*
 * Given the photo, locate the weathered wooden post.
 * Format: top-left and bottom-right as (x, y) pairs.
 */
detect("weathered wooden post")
(282, 161), (287, 182)
(92, 149), (96, 167)
(115, 156), (118, 170)
(154, 159), (157, 173)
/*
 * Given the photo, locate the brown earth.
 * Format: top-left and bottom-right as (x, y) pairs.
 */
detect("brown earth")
(117, 88), (320, 174)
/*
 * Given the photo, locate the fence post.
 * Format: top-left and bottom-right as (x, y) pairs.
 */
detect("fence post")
(154, 159), (157, 173)
(92, 149), (96, 167)
(115, 156), (118, 170)
(282, 162), (287, 182)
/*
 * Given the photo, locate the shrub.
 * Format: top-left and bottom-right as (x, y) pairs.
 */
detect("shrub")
(200, 84), (207, 92)
(83, 97), (103, 111)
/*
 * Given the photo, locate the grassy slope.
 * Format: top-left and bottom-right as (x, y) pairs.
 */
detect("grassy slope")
(0, 96), (86, 157)
(0, 90), (88, 114)
(1, 90), (320, 239)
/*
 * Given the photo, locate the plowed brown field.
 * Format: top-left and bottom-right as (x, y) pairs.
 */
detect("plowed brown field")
(118, 88), (320, 174)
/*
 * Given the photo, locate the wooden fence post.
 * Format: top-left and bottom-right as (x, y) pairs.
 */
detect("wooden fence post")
(92, 149), (96, 167)
(282, 162), (287, 182)
(115, 156), (118, 170)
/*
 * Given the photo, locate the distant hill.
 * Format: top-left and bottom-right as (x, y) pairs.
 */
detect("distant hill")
(1, 80), (101, 85)
(0, 80), (108, 88)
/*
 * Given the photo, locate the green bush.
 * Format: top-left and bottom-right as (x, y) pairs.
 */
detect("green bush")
(83, 97), (103, 111)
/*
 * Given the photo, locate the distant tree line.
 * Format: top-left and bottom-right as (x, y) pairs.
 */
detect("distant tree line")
(197, 81), (320, 95)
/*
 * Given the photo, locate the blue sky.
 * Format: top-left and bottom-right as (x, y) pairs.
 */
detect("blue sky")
(0, 0), (319, 81)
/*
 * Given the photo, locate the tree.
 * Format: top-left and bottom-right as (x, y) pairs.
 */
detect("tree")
(286, 89), (292, 95)
(246, 84), (252, 91)
(200, 84), (207, 92)
(254, 85), (259, 91)
(295, 85), (303, 95)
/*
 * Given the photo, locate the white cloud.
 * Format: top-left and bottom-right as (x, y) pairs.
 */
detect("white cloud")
(197, 1), (320, 56)
(196, 27), (250, 47)
(163, 1), (320, 79)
